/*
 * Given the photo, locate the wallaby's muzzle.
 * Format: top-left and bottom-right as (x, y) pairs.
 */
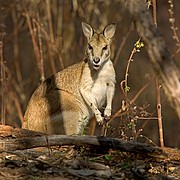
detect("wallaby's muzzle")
(93, 57), (101, 70)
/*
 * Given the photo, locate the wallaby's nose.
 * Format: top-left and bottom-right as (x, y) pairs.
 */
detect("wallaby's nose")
(93, 57), (100, 64)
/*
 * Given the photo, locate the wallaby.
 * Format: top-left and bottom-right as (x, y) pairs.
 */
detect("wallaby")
(23, 22), (116, 135)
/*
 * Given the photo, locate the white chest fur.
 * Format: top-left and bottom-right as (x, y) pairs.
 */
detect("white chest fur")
(80, 60), (115, 115)
(91, 62), (115, 107)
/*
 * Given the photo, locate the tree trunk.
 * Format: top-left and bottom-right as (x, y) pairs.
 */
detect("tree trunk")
(126, 0), (180, 120)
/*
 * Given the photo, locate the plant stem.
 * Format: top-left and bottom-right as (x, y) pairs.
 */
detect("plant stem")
(0, 33), (6, 125)
(156, 77), (164, 147)
(124, 47), (136, 103)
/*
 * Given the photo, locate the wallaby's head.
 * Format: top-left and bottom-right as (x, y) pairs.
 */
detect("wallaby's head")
(82, 22), (116, 70)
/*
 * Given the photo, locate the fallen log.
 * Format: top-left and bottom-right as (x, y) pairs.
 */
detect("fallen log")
(0, 125), (161, 155)
(1, 125), (180, 162)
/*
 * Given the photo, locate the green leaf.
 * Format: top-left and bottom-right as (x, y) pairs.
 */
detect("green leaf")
(134, 39), (144, 49)
(125, 86), (130, 92)
(127, 122), (132, 129)
(104, 155), (112, 161)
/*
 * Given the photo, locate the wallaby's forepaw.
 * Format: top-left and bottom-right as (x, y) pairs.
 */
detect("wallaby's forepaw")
(104, 108), (111, 119)
(96, 114), (104, 126)
(104, 115), (111, 121)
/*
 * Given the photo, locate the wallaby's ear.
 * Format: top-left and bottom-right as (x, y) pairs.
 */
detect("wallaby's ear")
(103, 23), (116, 39)
(82, 22), (94, 39)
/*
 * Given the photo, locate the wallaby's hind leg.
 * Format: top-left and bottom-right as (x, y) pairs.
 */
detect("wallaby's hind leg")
(23, 91), (84, 135)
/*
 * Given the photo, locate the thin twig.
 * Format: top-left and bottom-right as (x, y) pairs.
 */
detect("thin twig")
(120, 80), (126, 98)
(151, 1), (164, 148)
(130, 76), (155, 105)
(152, 0), (157, 28)
(124, 47), (136, 103)
(25, 11), (42, 82)
(102, 78), (153, 135)
(156, 77), (164, 147)
(168, 0), (180, 57)
(119, 38), (144, 139)
(135, 120), (149, 139)
(46, 0), (56, 74)
(5, 71), (24, 123)
(136, 117), (158, 120)
(114, 28), (132, 66)
(0, 32), (6, 125)
(26, 12), (40, 64)
(11, 90), (24, 123)
(37, 12), (45, 82)
(32, 16), (64, 70)
(46, 0), (54, 43)
(11, 4), (23, 84)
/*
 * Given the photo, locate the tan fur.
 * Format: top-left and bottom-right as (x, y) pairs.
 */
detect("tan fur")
(23, 22), (116, 135)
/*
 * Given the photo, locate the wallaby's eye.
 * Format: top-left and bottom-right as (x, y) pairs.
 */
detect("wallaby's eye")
(88, 44), (93, 50)
(102, 45), (108, 51)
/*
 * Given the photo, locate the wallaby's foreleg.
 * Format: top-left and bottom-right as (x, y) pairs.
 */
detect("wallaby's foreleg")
(104, 82), (115, 119)
(80, 88), (103, 124)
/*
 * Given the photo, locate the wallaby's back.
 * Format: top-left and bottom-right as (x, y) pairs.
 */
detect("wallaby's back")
(23, 61), (89, 134)
(32, 61), (84, 99)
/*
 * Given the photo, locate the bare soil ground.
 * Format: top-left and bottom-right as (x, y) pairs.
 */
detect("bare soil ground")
(0, 146), (180, 180)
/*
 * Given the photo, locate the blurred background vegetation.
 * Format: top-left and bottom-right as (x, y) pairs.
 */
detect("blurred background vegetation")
(0, 0), (180, 148)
